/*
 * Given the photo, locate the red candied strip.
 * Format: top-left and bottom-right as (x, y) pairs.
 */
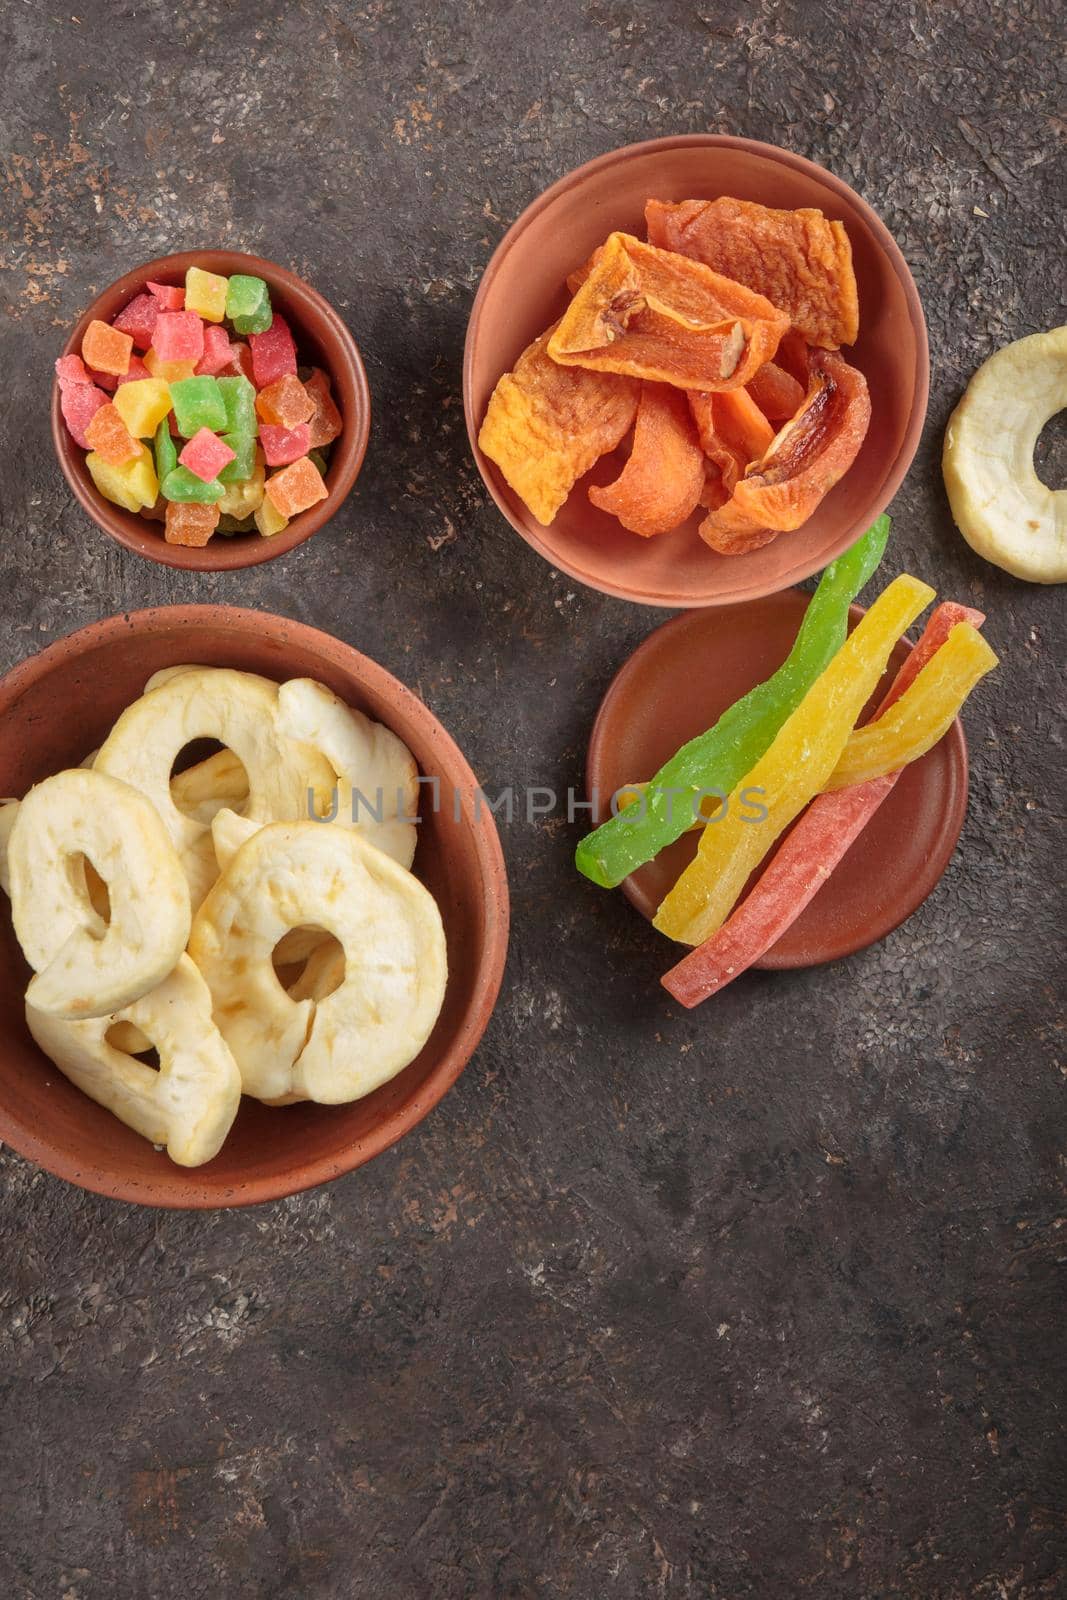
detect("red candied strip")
(661, 601), (986, 1009)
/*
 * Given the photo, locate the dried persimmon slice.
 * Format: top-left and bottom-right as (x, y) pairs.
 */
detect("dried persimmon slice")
(589, 382), (705, 537)
(646, 197), (859, 349)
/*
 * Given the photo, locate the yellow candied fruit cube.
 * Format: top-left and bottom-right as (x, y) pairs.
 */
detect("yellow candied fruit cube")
(86, 443), (159, 512)
(218, 446), (266, 518)
(112, 378), (172, 439)
(185, 266), (229, 323)
(144, 348), (197, 383)
(254, 494), (289, 538)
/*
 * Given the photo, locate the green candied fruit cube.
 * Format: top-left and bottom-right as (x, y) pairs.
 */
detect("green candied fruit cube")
(308, 449), (328, 476)
(161, 465), (223, 503)
(218, 432), (257, 483)
(169, 376), (226, 437)
(154, 419), (178, 481)
(225, 274), (272, 334)
(217, 374), (257, 435)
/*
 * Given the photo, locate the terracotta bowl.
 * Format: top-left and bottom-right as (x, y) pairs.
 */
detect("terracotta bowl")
(52, 250), (371, 571)
(586, 590), (968, 968)
(0, 608), (509, 1207)
(464, 135), (929, 608)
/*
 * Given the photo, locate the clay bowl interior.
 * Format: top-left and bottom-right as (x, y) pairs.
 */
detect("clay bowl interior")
(587, 590), (968, 968)
(0, 608), (508, 1207)
(52, 250), (371, 572)
(464, 134), (929, 608)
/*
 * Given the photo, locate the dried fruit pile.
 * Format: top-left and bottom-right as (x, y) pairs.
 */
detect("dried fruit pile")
(479, 197), (871, 557)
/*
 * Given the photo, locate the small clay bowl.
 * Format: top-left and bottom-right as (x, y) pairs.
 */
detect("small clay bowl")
(586, 590), (968, 968)
(464, 135), (929, 608)
(52, 250), (371, 571)
(0, 608), (509, 1207)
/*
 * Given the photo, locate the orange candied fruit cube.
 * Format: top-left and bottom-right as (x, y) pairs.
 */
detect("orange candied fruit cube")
(83, 401), (141, 466)
(255, 373), (315, 429)
(164, 500), (221, 547)
(305, 367), (342, 447)
(81, 318), (133, 377)
(264, 456), (328, 518)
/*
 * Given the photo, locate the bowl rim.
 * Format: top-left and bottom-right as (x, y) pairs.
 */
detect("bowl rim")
(0, 605), (510, 1208)
(51, 249), (372, 573)
(584, 587), (969, 966)
(463, 132), (931, 608)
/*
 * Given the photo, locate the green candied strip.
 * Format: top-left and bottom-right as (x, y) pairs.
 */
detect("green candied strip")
(153, 419), (177, 482)
(161, 465), (223, 503)
(575, 516), (891, 889)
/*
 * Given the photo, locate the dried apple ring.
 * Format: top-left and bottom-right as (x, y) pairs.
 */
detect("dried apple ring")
(94, 667), (335, 907)
(8, 769), (191, 1020)
(943, 326), (1067, 583)
(188, 822), (447, 1105)
(26, 955), (241, 1167)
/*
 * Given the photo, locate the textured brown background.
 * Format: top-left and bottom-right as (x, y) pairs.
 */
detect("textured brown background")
(1, 2), (1064, 1596)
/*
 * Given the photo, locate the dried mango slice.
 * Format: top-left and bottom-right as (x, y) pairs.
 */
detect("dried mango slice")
(589, 383), (705, 537)
(646, 197), (859, 349)
(478, 323), (639, 526)
(548, 233), (788, 392)
(747, 360), (805, 422)
(942, 325), (1067, 584)
(699, 348), (871, 553)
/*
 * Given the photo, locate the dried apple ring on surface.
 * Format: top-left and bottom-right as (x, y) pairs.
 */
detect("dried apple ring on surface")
(94, 667), (335, 908)
(8, 769), (191, 1020)
(943, 326), (1067, 583)
(26, 955), (241, 1167)
(188, 822), (447, 1106)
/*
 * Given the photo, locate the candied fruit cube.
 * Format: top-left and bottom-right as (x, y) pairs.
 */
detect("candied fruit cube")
(265, 456), (328, 518)
(115, 354), (151, 387)
(226, 274), (272, 335)
(249, 313), (296, 387)
(82, 318), (132, 377)
(154, 418), (178, 481)
(218, 431), (257, 483)
(112, 292), (159, 351)
(259, 422), (310, 466)
(165, 499), (221, 547)
(308, 449), (328, 476)
(144, 349), (197, 383)
(195, 324), (234, 377)
(61, 381), (109, 447)
(185, 266), (229, 323)
(86, 443), (158, 511)
(254, 496), (289, 538)
(179, 427), (236, 482)
(161, 465), (223, 503)
(169, 375), (226, 436)
(55, 354), (91, 386)
(84, 402), (141, 466)
(147, 280), (185, 310)
(256, 372), (315, 429)
(151, 310), (205, 365)
(113, 378), (172, 438)
(217, 374), (256, 434)
(218, 446), (265, 515)
(222, 341), (256, 382)
(304, 367), (343, 447)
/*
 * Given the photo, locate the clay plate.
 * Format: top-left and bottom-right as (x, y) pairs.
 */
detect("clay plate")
(586, 590), (968, 968)
(52, 250), (371, 571)
(464, 134), (928, 608)
(0, 608), (509, 1207)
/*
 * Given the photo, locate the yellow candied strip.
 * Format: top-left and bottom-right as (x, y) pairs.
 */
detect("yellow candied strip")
(653, 573), (935, 946)
(826, 623), (998, 790)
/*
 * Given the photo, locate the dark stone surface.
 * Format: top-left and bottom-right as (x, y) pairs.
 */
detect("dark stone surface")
(0, 3), (1064, 1595)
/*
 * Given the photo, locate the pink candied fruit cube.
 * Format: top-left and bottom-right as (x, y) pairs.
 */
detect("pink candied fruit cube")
(60, 381), (109, 447)
(259, 422), (310, 466)
(112, 292), (159, 351)
(55, 354), (91, 386)
(223, 341), (256, 382)
(147, 280), (185, 310)
(151, 310), (205, 364)
(249, 313), (296, 388)
(115, 355), (151, 388)
(195, 324), (235, 377)
(178, 426), (236, 482)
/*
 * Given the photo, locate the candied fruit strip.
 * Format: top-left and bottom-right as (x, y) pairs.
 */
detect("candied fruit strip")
(588, 382), (705, 537)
